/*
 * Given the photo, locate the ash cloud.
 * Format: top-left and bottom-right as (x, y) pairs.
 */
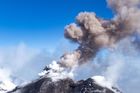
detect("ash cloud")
(1, 0), (140, 92)
(62, 0), (140, 67)
(49, 0), (140, 92)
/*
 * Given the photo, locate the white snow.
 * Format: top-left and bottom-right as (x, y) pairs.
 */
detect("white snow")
(0, 68), (16, 93)
(91, 76), (112, 89)
(91, 76), (120, 93)
(38, 70), (47, 76)
(0, 80), (16, 92)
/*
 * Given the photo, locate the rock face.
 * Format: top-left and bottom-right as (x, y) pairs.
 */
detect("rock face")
(8, 77), (122, 93)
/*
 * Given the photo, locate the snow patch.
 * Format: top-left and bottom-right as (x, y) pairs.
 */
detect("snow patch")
(0, 80), (16, 92)
(91, 76), (120, 93)
(0, 68), (16, 93)
(91, 76), (112, 88)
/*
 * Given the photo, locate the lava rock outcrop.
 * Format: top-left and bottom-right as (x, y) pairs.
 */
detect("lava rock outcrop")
(8, 77), (121, 93)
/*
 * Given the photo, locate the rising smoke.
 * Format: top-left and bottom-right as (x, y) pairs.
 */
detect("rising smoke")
(62, 0), (140, 67)
(44, 0), (140, 93)
(2, 0), (140, 92)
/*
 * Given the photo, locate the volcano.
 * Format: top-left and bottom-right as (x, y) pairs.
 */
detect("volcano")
(8, 70), (122, 93)
(1, 0), (140, 93)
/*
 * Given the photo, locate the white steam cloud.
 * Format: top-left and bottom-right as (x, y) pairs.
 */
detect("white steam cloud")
(0, 42), (52, 85)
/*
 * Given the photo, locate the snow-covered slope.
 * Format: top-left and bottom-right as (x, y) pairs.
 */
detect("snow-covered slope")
(0, 80), (16, 93)
(8, 64), (122, 93)
(8, 76), (122, 93)
(0, 68), (16, 93)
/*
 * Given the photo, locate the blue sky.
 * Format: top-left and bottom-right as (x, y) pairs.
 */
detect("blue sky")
(0, 0), (113, 50)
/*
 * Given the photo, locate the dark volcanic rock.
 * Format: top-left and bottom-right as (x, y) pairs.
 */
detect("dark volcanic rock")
(8, 77), (122, 93)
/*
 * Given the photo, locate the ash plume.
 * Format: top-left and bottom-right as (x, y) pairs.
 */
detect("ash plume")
(63, 0), (140, 67)
(38, 0), (140, 85)
(6, 0), (140, 93)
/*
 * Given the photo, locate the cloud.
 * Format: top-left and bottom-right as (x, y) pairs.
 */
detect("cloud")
(0, 39), (78, 83)
(0, 42), (50, 82)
